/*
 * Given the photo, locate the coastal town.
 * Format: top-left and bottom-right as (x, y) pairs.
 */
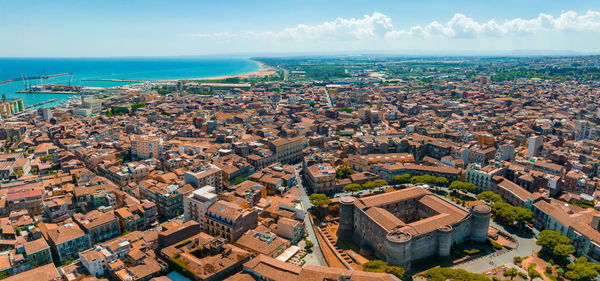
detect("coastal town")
(1, 55), (600, 281)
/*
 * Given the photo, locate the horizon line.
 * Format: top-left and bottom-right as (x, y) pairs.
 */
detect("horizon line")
(1, 49), (600, 59)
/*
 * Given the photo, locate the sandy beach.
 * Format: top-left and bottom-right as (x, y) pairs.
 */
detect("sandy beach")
(181, 60), (278, 81)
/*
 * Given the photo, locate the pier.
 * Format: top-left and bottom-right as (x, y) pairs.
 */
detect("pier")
(25, 98), (58, 108)
(0, 73), (73, 85)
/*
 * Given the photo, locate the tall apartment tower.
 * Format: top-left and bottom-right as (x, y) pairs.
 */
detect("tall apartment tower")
(528, 136), (543, 158)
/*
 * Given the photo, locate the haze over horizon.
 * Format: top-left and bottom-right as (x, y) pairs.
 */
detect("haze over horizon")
(1, 0), (600, 57)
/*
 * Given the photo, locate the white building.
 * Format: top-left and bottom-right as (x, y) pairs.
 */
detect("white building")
(528, 136), (543, 158)
(83, 98), (102, 114)
(38, 107), (53, 121)
(183, 185), (218, 231)
(575, 120), (592, 140)
(496, 143), (515, 162)
(79, 247), (109, 277)
(72, 107), (92, 118)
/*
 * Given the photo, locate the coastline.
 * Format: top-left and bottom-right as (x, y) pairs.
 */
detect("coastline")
(177, 59), (278, 82)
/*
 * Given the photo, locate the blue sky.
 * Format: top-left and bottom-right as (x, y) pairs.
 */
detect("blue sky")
(1, 0), (599, 57)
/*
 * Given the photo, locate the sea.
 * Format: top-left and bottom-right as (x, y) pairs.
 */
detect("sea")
(0, 57), (260, 108)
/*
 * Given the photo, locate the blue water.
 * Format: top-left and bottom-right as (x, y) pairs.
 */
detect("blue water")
(0, 57), (259, 107)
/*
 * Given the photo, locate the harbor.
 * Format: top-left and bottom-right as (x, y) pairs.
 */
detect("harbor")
(25, 98), (59, 108)
(81, 78), (148, 83)
(17, 84), (82, 94)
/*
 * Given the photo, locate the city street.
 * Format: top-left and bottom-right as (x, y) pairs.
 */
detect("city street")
(323, 86), (333, 108)
(294, 164), (328, 267)
(454, 221), (541, 273)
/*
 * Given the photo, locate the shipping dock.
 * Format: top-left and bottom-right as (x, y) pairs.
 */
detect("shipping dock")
(0, 73), (72, 85)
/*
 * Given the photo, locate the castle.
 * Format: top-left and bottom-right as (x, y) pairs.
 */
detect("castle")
(337, 186), (490, 269)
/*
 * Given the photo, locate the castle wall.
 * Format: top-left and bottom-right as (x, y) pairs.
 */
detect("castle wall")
(337, 197), (355, 240)
(470, 205), (491, 241)
(353, 207), (389, 258)
(343, 192), (491, 270)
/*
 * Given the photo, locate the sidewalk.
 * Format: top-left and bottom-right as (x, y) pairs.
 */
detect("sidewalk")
(454, 222), (540, 273)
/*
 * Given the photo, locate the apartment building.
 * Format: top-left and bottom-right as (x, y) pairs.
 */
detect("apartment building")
(130, 134), (163, 160)
(39, 222), (92, 264)
(306, 163), (336, 193)
(73, 210), (121, 244)
(268, 136), (307, 164)
(5, 188), (43, 216)
(205, 200), (258, 241)
(183, 185), (218, 230)
(183, 164), (222, 189)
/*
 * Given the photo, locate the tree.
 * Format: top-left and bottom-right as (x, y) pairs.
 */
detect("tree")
(111, 106), (129, 115)
(528, 264), (542, 280)
(234, 177), (244, 185)
(491, 201), (532, 226)
(477, 191), (503, 203)
(434, 176), (449, 186)
(362, 260), (388, 273)
(537, 230), (573, 258)
(131, 103), (146, 112)
(565, 257), (600, 281)
(552, 243), (575, 258)
(362, 181), (377, 194)
(304, 240), (314, 249)
(392, 174), (411, 185)
(308, 193), (330, 207)
(449, 181), (478, 194)
(513, 207), (533, 226)
(328, 204), (339, 216)
(385, 266), (406, 279)
(337, 107), (354, 113)
(409, 175), (449, 186)
(423, 267), (491, 281)
(373, 179), (388, 188)
(106, 108), (113, 117)
(503, 268), (518, 280)
(343, 183), (361, 195)
(40, 154), (53, 162)
(336, 165), (355, 179)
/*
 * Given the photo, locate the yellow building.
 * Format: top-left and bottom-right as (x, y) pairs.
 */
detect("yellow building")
(0, 98), (25, 117)
(131, 134), (163, 160)
(476, 132), (496, 147)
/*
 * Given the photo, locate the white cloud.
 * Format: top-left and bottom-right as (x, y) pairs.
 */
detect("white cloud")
(387, 10), (600, 39)
(192, 10), (600, 41)
(192, 12), (394, 40)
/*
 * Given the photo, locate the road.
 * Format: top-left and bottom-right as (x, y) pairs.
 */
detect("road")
(282, 68), (289, 81)
(323, 87), (333, 108)
(454, 221), (540, 273)
(425, 185), (542, 273)
(294, 164), (327, 267)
